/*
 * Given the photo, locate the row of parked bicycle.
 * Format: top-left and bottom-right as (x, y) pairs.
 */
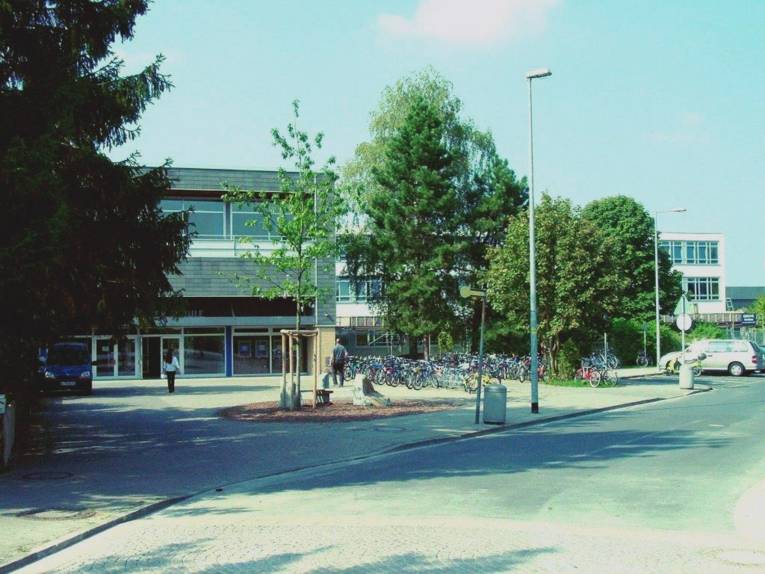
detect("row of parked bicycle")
(345, 351), (622, 392)
(346, 353), (538, 394)
(574, 352), (621, 387)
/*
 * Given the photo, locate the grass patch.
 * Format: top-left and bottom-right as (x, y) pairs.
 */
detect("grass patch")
(543, 379), (618, 388)
(543, 379), (587, 387)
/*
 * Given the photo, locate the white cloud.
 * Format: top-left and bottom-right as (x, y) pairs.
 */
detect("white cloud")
(649, 111), (710, 145)
(378, 0), (559, 47)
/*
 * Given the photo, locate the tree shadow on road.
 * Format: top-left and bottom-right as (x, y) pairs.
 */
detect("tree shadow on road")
(190, 547), (553, 574)
(41, 540), (326, 573)
(247, 420), (732, 497)
(42, 543), (553, 573)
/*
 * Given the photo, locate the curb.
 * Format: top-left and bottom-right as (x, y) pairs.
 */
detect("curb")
(0, 385), (711, 572)
(0, 496), (189, 574)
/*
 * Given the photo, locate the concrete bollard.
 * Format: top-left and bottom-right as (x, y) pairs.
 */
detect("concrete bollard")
(352, 374), (368, 406)
(679, 363), (695, 390)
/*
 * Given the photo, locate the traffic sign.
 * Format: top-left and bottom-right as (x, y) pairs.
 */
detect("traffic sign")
(741, 313), (757, 326)
(676, 314), (693, 332)
(673, 293), (697, 316)
(459, 286), (485, 298)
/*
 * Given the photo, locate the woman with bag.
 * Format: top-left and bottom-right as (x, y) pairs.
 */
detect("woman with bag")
(163, 348), (181, 393)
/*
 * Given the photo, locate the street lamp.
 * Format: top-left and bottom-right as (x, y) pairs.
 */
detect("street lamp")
(654, 208), (686, 371)
(460, 286), (486, 424)
(526, 67), (551, 414)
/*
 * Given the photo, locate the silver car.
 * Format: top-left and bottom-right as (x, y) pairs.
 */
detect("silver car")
(660, 339), (764, 377)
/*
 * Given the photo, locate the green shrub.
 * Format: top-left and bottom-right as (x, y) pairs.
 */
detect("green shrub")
(437, 330), (455, 356)
(607, 318), (681, 365)
(687, 321), (727, 342)
(556, 339), (580, 379)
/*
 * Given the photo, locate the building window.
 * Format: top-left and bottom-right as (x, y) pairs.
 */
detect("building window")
(659, 240), (719, 265)
(683, 277), (720, 301)
(233, 335), (270, 374)
(686, 242), (696, 264)
(230, 202), (280, 239)
(336, 278), (382, 303)
(183, 333), (225, 375)
(337, 279), (351, 302)
(672, 242), (682, 264)
(355, 330), (400, 347)
(161, 198), (225, 238)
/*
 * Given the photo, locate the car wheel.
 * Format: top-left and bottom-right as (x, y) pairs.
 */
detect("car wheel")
(728, 362), (745, 377)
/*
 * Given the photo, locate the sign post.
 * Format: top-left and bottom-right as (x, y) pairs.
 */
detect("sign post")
(460, 286), (487, 424)
(642, 322), (648, 360)
(674, 293), (694, 367)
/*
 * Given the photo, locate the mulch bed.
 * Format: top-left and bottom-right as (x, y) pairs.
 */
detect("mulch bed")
(220, 398), (467, 423)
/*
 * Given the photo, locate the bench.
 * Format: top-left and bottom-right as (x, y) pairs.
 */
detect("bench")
(300, 388), (333, 406)
(315, 389), (333, 405)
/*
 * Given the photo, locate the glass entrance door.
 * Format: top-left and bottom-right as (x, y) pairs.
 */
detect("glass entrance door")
(117, 339), (136, 377)
(95, 338), (115, 378)
(95, 337), (138, 378)
(142, 337), (162, 378)
(161, 336), (182, 372)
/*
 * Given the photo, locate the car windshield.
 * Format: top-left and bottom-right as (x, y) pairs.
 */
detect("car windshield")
(47, 346), (89, 366)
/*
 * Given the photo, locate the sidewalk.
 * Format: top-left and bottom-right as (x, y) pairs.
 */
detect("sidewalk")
(0, 371), (704, 571)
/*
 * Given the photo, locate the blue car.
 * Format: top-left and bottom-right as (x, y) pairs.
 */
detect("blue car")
(39, 342), (93, 395)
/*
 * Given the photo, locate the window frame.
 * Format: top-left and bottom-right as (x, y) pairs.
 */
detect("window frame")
(230, 201), (275, 240)
(160, 198), (226, 239)
(683, 276), (720, 301)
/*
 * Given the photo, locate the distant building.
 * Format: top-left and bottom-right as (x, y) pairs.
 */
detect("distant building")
(727, 286), (765, 311)
(659, 232), (726, 314)
(334, 262), (407, 356)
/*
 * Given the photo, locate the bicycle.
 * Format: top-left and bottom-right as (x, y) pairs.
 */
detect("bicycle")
(574, 359), (603, 388)
(667, 355), (702, 377)
(636, 351), (651, 368)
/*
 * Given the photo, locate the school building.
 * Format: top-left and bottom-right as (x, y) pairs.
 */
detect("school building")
(77, 167), (337, 381)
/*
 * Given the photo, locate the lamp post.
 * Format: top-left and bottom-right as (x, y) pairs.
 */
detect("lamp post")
(654, 208), (686, 371)
(526, 67), (551, 414)
(460, 286), (486, 424)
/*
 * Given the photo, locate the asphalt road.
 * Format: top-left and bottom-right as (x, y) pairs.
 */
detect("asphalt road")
(19, 375), (765, 573)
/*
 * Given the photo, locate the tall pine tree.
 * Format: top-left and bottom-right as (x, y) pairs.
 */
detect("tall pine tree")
(342, 69), (526, 353)
(347, 93), (462, 355)
(0, 1), (189, 392)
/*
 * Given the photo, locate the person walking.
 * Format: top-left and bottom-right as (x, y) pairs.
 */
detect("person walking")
(163, 348), (181, 393)
(331, 338), (348, 387)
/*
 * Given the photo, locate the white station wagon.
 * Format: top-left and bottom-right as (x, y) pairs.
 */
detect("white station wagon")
(660, 339), (764, 377)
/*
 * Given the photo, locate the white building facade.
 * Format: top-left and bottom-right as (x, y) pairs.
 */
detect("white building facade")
(334, 262), (405, 355)
(659, 232), (727, 314)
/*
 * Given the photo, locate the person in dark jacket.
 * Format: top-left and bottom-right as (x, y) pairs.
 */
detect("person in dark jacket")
(331, 339), (348, 387)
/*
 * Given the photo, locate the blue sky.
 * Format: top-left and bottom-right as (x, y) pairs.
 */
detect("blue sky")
(113, 0), (764, 285)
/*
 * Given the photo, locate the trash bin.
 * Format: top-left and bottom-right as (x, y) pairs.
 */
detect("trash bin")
(679, 363), (694, 390)
(483, 384), (507, 425)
